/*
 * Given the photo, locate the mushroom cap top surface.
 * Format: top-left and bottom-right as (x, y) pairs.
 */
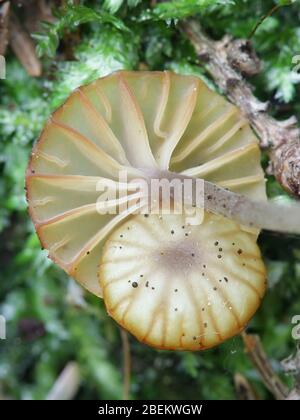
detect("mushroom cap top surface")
(26, 70), (267, 350)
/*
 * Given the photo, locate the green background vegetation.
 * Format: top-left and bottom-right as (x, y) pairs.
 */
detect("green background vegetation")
(0, 0), (300, 400)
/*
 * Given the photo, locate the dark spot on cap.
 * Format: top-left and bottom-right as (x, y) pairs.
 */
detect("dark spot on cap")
(193, 336), (196, 341)
(120, 235), (123, 238)
(185, 233), (189, 237)
(151, 287), (155, 290)
(191, 253), (195, 257)
(119, 246), (122, 249)
(202, 308), (205, 311)
(202, 272), (205, 276)
(140, 274), (144, 277)
(207, 195), (212, 200)
(232, 242), (235, 246)
(145, 281), (149, 287)
(174, 308), (178, 312)
(224, 277), (228, 283)
(204, 322), (208, 328)
(132, 282), (138, 288)
(219, 248), (222, 252)
(237, 249), (243, 255)
(87, 251), (90, 255)
(171, 230), (175, 234)
(217, 255), (222, 259)
(182, 225), (185, 229)
(144, 214), (149, 218)
(214, 241), (219, 246)
(203, 264), (206, 268)
(213, 287), (217, 291)
(174, 289), (178, 292)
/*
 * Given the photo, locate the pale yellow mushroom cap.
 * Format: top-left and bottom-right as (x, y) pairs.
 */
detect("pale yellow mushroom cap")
(26, 70), (267, 350)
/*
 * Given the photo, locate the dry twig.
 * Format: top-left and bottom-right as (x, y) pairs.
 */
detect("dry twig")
(0, 0), (56, 76)
(234, 373), (259, 400)
(16, 0), (55, 33)
(46, 362), (81, 400)
(0, 1), (10, 55)
(241, 332), (289, 400)
(181, 20), (300, 197)
(120, 328), (131, 401)
(9, 10), (42, 76)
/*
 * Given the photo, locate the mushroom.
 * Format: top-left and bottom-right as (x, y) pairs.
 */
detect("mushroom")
(26, 70), (297, 351)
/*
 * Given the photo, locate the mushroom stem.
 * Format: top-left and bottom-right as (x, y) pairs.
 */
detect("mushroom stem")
(201, 179), (300, 235)
(143, 170), (300, 234)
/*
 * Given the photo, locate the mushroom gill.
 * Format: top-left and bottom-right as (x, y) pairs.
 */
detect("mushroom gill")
(26, 70), (269, 350)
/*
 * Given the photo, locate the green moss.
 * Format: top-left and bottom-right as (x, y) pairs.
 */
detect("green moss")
(0, 0), (300, 400)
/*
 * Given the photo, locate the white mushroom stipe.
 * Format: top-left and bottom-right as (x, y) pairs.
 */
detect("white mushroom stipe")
(163, 172), (300, 235)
